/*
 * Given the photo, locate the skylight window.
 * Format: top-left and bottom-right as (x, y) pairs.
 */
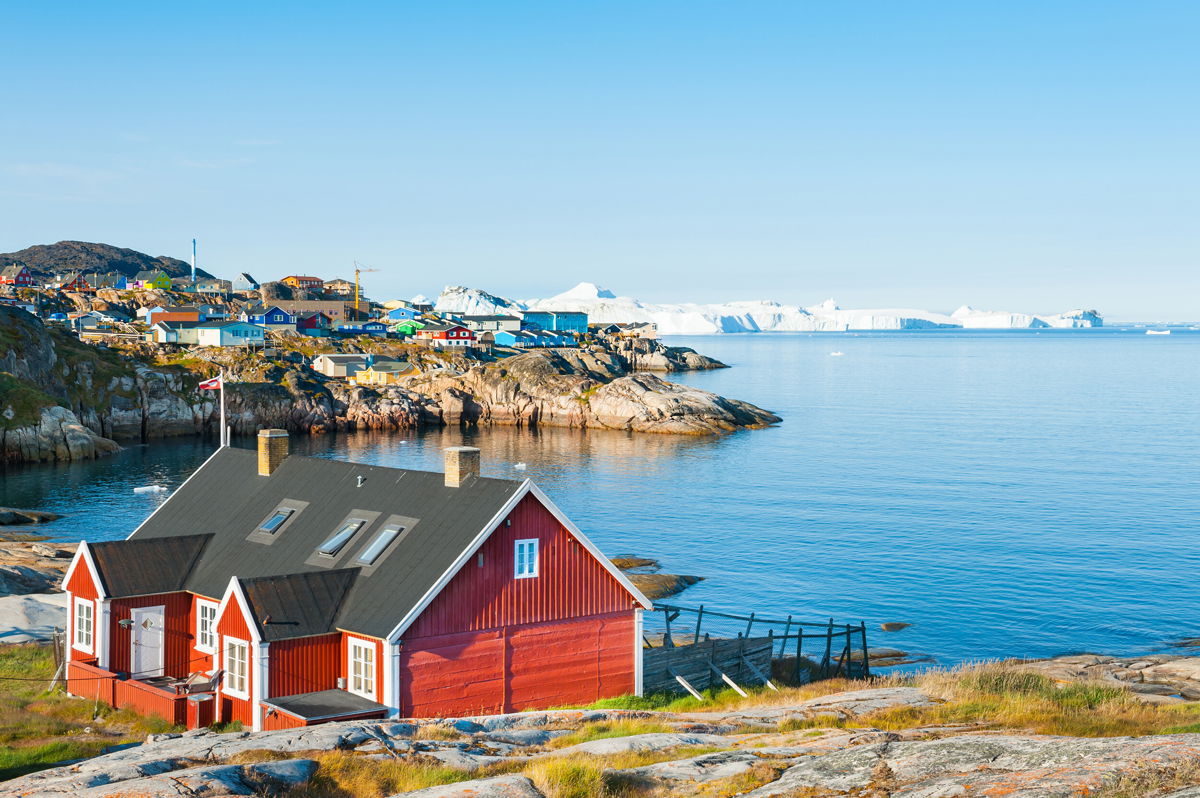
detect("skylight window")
(258, 508), (294, 534)
(356, 526), (405, 565)
(317, 519), (366, 557)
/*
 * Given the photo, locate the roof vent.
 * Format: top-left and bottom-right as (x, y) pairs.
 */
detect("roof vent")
(444, 446), (480, 488)
(356, 475), (366, 488)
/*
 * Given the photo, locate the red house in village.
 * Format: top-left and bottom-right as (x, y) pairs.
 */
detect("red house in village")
(63, 433), (649, 731)
(0, 264), (36, 287)
(415, 322), (476, 348)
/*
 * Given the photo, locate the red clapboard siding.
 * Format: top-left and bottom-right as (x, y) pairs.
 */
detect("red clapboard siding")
(399, 612), (634, 717)
(66, 554), (99, 599)
(216, 596), (255, 727)
(506, 613), (634, 710)
(404, 494), (633, 639)
(65, 555), (100, 662)
(262, 709), (307, 731)
(109, 593), (194, 678)
(271, 633), (341, 699)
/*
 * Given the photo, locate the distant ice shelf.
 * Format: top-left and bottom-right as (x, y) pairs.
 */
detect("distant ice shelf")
(432, 283), (1102, 335)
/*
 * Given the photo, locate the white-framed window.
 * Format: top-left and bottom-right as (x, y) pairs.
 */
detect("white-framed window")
(196, 600), (218, 653)
(223, 637), (249, 699)
(348, 638), (376, 700)
(73, 597), (94, 653)
(515, 539), (539, 579)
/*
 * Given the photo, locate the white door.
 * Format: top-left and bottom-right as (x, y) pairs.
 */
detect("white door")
(130, 605), (165, 678)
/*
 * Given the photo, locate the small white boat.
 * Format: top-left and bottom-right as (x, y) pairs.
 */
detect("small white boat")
(1146, 330), (1171, 335)
(829, 351), (845, 357)
(513, 462), (527, 470)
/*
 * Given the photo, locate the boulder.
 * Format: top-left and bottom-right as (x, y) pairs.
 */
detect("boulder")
(392, 773), (545, 797)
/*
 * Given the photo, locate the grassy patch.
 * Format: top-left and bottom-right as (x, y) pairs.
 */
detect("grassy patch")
(866, 664), (1200, 737)
(0, 644), (183, 780)
(0, 372), (61, 429)
(547, 718), (673, 749)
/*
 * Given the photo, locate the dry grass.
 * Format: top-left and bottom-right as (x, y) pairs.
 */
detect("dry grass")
(547, 718), (674, 749)
(412, 723), (465, 741)
(864, 664), (1200, 738)
(1092, 757), (1200, 797)
(288, 751), (483, 796)
(284, 747), (725, 797)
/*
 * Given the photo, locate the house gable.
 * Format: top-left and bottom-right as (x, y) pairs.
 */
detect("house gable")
(394, 485), (650, 642)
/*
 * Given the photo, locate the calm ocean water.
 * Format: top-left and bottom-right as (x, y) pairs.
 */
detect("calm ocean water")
(4, 328), (1198, 666)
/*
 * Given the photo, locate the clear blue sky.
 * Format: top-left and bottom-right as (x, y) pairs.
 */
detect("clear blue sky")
(2, 2), (1196, 320)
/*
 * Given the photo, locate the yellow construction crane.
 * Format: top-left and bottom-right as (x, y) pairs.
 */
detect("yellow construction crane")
(352, 261), (379, 315)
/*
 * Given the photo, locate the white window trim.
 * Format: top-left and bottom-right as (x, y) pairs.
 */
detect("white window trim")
(515, 538), (539, 579)
(196, 599), (219, 654)
(347, 637), (377, 701)
(223, 636), (250, 699)
(72, 597), (94, 654)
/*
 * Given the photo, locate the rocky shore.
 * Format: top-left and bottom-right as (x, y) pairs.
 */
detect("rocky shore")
(0, 305), (778, 465)
(7, 684), (1200, 797)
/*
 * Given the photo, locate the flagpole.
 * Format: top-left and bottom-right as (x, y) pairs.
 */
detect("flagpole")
(219, 370), (227, 448)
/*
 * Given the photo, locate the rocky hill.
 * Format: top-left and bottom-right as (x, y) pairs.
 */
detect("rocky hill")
(0, 307), (778, 464)
(0, 240), (212, 279)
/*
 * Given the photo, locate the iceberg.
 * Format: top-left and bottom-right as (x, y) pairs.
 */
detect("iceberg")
(433, 283), (1102, 334)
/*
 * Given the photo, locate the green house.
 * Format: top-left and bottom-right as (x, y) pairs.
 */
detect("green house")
(392, 318), (426, 336)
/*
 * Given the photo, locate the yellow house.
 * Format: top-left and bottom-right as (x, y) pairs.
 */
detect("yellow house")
(351, 361), (412, 386)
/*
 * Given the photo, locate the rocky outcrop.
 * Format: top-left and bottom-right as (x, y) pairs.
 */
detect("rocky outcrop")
(11, 685), (1200, 798)
(0, 539), (73, 596)
(406, 351), (778, 435)
(0, 405), (121, 464)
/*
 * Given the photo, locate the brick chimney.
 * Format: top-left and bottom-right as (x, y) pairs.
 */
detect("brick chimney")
(257, 429), (289, 476)
(444, 446), (480, 487)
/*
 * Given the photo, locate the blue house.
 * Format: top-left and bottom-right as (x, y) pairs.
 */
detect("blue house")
(336, 320), (391, 336)
(521, 310), (588, 334)
(386, 306), (421, 322)
(493, 330), (537, 348)
(241, 304), (297, 330)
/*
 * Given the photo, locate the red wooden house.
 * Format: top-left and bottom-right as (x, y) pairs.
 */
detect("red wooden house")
(55, 271), (92, 292)
(63, 433), (649, 731)
(415, 322), (476, 348)
(0, 264), (35, 287)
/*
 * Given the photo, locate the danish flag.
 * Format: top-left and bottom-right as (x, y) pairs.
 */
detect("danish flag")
(199, 376), (222, 390)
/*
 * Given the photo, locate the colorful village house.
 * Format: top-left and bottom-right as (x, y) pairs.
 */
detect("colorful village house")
(296, 311), (333, 336)
(415, 322), (476, 348)
(0, 264), (36, 287)
(133, 270), (173, 290)
(351, 359), (413, 386)
(63, 435), (649, 730)
(281, 275), (323, 292)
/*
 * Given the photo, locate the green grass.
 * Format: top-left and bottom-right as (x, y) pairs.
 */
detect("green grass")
(0, 372), (61, 429)
(0, 644), (184, 781)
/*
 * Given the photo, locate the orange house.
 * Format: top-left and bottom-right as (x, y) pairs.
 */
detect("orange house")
(281, 275), (323, 291)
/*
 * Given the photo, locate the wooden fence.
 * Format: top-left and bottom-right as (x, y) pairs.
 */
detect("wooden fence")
(645, 603), (870, 686)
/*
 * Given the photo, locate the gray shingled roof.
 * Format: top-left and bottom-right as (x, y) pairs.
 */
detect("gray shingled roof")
(90, 535), (213, 598)
(126, 448), (525, 639)
(241, 570), (358, 642)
